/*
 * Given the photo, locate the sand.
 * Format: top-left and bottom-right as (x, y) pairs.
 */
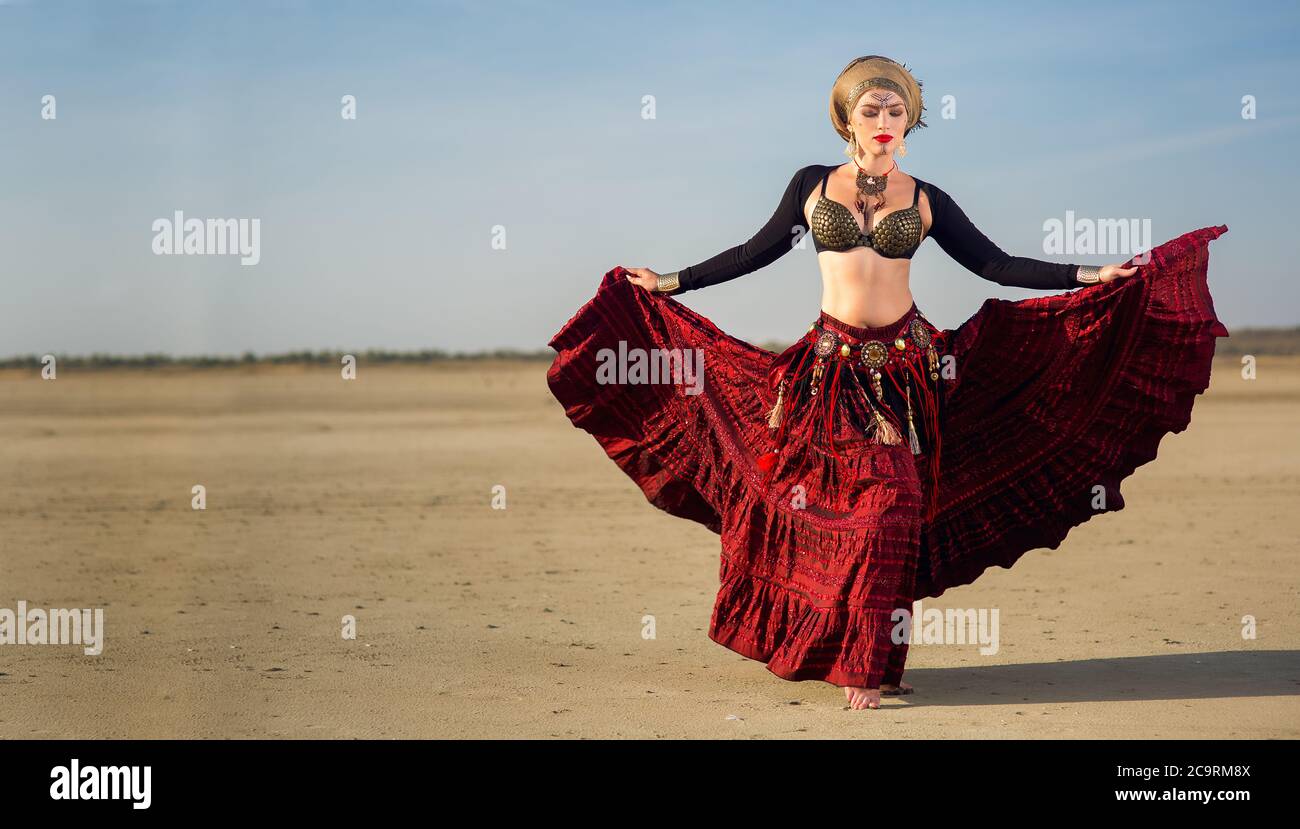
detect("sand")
(0, 356), (1297, 739)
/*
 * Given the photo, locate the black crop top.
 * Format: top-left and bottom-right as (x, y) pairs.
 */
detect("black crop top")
(671, 163), (1080, 293)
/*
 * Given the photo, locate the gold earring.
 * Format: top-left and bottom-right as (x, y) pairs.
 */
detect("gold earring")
(896, 138), (907, 158)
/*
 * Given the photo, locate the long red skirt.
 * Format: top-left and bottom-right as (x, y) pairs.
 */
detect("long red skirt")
(546, 225), (1229, 688)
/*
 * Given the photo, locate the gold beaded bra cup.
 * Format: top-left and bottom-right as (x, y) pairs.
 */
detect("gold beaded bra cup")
(810, 170), (924, 259)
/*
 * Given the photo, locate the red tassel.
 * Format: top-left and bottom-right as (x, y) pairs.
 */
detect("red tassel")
(824, 359), (844, 460)
(776, 341), (816, 444)
(884, 354), (945, 523)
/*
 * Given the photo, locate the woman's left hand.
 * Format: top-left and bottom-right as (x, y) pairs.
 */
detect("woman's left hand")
(1099, 263), (1140, 283)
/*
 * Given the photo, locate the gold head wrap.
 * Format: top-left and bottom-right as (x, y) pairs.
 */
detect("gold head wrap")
(829, 55), (927, 142)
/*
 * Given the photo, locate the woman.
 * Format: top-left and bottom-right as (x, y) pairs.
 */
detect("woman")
(546, 56), (1228, 710)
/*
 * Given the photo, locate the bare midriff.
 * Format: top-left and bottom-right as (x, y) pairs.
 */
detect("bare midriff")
(804, 166), (931, 329)
(817, 250), (916, 328)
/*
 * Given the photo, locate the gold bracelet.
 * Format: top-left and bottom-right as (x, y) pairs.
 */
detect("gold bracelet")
(656, 271), (681, 294)
(1076, 265), (1102, 285)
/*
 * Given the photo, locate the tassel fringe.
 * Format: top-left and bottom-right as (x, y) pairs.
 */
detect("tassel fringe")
(766, 379), (786, 429)
(874, 407), (903, 445)
(763, 322), (945, 521)
(906, 384), (922, 455)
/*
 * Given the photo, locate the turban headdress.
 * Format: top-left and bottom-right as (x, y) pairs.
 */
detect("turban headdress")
(829, 55), (927, 142)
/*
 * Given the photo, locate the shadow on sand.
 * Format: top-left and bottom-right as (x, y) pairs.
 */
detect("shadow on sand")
(895, 650), (1300, 706)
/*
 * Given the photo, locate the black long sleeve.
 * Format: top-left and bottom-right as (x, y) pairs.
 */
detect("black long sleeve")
(674, 165), (818, 293)
(924, 181), (1079, 291)
(670, 167), (1079, 293)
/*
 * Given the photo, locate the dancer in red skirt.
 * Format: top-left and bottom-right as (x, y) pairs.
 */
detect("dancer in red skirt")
(546, 56), (1229, 710)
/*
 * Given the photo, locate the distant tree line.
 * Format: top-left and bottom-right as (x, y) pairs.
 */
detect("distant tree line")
(1, 328), (1296, 368)
(1212, 326), (1300, 356)
(0, 348), (556, 369)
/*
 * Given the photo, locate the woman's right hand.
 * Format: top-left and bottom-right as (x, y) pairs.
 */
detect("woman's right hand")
(623, 267), (661, 292)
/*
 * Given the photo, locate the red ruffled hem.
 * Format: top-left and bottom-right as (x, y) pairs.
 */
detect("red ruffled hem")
(709, 561), (911, 688)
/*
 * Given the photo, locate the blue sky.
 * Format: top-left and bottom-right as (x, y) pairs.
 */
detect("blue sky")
(1, 0), (1296, 356)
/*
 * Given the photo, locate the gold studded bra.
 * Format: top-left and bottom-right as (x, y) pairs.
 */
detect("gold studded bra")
(810, 171), (925, 259)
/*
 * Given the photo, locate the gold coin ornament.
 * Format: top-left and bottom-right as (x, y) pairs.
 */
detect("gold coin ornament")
(861, 340), (889, 370)
(814, 331), (839, 357)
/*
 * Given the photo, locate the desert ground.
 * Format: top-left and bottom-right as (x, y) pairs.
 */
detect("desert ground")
(1, 356), (1297, 739)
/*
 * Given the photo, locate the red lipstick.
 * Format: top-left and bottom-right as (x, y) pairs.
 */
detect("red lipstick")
(874, 134), (893, 143)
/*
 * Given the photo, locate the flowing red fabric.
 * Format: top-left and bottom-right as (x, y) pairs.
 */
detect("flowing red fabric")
(546, 225), (1229, 687)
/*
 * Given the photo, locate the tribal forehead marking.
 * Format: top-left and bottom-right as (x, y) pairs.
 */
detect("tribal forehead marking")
(843, 77), (906, 114)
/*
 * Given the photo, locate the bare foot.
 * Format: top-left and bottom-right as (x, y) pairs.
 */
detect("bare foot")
(880, 681), (914, 696)
(843, 685), (882, 710)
